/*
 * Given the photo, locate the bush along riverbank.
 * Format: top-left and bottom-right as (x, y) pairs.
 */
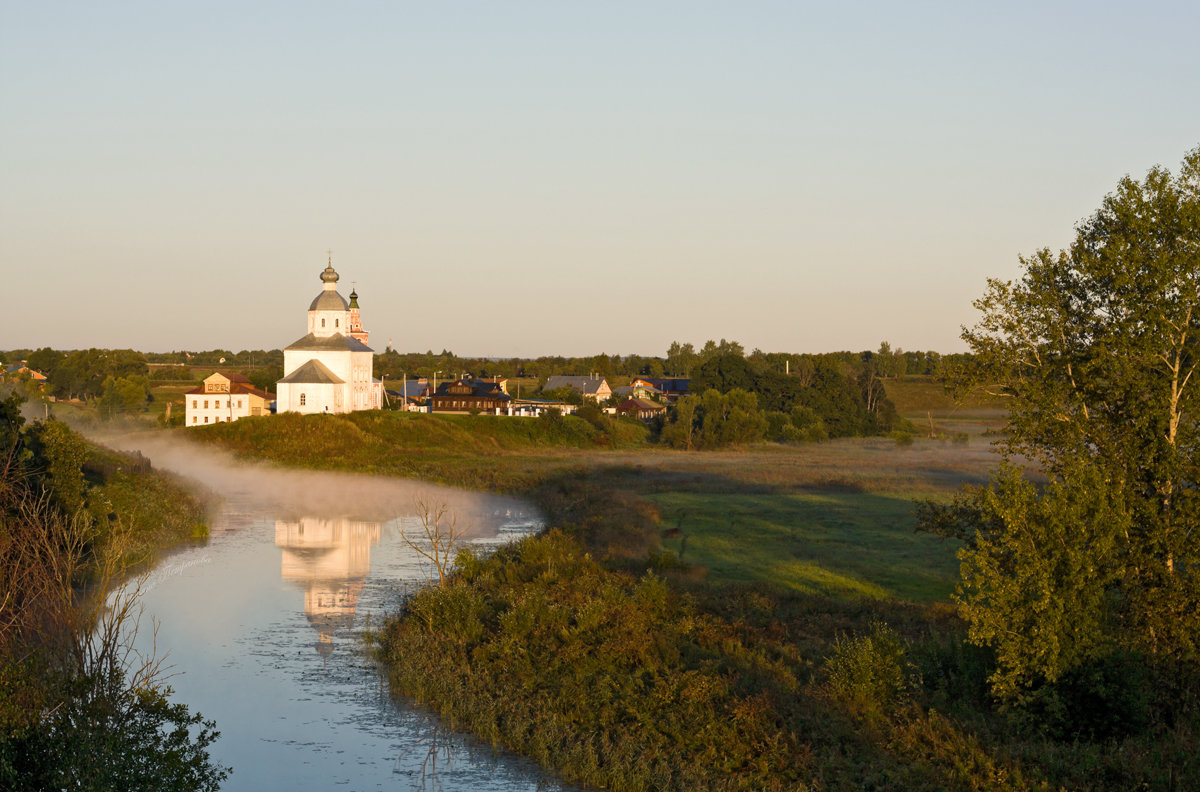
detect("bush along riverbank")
(374, 477), (1002, 792)
(0, 392), (226, 791)
(375, 476), (1198, 791)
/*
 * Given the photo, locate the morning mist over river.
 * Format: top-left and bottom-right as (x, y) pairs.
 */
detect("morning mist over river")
(93, 431), (574, 791)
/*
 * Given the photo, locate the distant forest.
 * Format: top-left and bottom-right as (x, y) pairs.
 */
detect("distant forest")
(4, 340), (966, 388)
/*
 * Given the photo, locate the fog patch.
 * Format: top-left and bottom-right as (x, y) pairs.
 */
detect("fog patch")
(80, 428), (540, 536)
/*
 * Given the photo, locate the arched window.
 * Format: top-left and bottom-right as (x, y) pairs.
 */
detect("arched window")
(321, 318), (325, 328)
(335, 319), (339, 328)
(300, 393), (306, 406)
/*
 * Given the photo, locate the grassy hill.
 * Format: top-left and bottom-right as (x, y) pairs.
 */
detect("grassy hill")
(188, 409), (649, 489)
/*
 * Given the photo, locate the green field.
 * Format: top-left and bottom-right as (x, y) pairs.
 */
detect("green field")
(652, 491), (959, 601)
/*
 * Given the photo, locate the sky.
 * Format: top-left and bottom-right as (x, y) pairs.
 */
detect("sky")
(3, 1), (1199, 358)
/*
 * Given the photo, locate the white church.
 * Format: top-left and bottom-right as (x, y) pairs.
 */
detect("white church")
(275, 259), (383, 414)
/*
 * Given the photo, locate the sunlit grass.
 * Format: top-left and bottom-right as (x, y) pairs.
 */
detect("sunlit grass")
(651, 491), (961, 602)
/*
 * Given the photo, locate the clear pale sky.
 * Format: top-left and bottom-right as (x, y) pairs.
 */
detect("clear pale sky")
(3, 1), (1198, 358)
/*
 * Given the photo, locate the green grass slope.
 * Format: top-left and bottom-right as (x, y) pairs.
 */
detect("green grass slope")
(187, 410), (648, 488)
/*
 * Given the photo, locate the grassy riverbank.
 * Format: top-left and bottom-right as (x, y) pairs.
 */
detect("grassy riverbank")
(80, 441), (211, 570)
(1, 407), (219, 789)
(184, 410), (1196, 791)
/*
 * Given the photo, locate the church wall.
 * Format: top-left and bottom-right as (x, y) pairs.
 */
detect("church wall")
(277, 382), (343, 414)
(309, 309), (350, 337)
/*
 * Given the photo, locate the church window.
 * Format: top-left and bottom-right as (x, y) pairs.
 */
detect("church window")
(300, 393), (307, 406)
(321, 318), (326, 328)
(335, 319), (339, 328)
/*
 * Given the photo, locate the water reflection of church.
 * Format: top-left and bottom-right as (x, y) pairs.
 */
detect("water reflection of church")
(275, 517), (382, 657)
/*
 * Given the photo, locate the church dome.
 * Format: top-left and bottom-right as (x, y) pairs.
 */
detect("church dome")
(309, 290), (349, 311)
(310, 261), (349, 310)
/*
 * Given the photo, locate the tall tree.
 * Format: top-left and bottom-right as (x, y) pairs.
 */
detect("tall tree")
(665, 341), (696, 376)
(928, 146), (1200, 713)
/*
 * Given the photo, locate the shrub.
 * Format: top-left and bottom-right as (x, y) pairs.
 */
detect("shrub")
(778, 423), (805, 444)
(575, 402), (606, 430)
(825, 621), (913, 712)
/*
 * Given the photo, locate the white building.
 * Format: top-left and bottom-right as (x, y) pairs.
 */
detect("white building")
(276, 259), (383, 414)
(185, 371), (273, 427)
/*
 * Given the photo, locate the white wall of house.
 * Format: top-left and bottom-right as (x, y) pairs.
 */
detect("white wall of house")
(185, 393), (265, 426)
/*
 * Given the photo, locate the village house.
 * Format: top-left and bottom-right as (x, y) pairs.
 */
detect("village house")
(507, 400), (576, 417)
(2, 362), (48, 391)
(615, 397), (667, 420)
(631, 377), (690, 401)
(185, 372), (273, 426)
(276, 259), (383, 414)
(476, 377), (508, 394)
(430, 378), (512, 414)
(613, 382), (662, 401)
(543, 375), (612, 402)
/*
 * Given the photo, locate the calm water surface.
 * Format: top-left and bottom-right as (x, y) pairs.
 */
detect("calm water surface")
(106, 434), (576, 792)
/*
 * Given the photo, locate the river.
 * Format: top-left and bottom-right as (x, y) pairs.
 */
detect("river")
(99, 433), (575, 792)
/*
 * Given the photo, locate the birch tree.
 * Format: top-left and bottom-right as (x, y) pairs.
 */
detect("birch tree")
(927, 146), (1200, 707)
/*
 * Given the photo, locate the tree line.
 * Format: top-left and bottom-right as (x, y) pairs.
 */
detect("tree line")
(5, 341), (951, 437)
